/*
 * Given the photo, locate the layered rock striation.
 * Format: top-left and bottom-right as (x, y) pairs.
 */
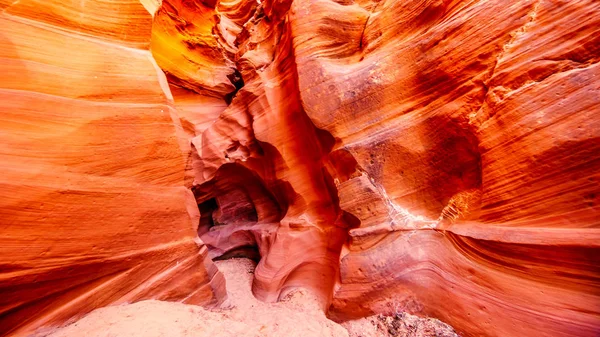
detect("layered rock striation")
(168, 0), (600, 336)
(1, 0), (599, 336)
(0, 1), (225, 335)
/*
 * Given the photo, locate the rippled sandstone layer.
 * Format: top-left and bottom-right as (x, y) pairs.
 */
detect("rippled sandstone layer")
(0, 1), (225, 335)
(1, 0), (599, 336)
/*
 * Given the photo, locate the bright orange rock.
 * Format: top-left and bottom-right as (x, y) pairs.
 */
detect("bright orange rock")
(1, 0), (599, 336)
(0, 1), (225, 335)
(151, 0), (239, 99)
(187, 0), (600, 336)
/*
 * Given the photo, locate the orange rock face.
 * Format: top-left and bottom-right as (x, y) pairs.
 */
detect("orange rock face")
(1, 0), (599, 336)
(181, 0), (600, 336)
(0, 1), (225, 336)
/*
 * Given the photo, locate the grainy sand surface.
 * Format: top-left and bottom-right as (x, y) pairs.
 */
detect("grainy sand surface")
(47, 258), (459, 337)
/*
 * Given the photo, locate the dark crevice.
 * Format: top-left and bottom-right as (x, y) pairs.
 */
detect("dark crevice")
(198, 198), (218, 237)
(224, 68), (245, 104)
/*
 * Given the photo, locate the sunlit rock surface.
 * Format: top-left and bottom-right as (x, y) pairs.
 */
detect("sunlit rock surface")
(184, 0), (600, 336)
(1, 0), (599, 336)
(0, 1), (225, 336)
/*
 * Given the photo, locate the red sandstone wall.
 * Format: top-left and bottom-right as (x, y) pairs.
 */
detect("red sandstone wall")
(170, 0), (600, 336)
(1, 0), (598, 336)
(0, 1), (225, 335)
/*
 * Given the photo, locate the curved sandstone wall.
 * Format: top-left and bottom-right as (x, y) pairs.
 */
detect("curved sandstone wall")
(0, 1), (225, 335)
(1, 0), (598, 336)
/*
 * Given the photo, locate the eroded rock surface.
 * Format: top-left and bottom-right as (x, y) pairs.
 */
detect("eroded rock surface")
(0, 1), (225, 335)
(176, 0), (600, 336)
(1, 0), (599, 336)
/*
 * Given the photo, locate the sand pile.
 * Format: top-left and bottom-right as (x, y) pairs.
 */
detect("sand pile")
(46, 259), (459, 337)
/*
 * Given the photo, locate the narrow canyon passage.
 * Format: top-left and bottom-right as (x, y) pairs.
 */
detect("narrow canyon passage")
(0, 0), (599, 336)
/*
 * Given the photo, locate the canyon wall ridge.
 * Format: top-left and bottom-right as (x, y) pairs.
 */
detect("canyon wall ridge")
(1, 0), (599, 336)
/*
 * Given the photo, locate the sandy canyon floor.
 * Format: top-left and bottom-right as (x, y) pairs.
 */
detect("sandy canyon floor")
(46, 259), (460, 337)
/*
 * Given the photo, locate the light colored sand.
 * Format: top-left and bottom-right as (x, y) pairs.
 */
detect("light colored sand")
(46, 258), (459, 337)
(47, 259), (348, 337)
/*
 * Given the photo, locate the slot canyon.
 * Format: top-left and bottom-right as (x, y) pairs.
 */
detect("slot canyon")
(0, 0), (599, 336)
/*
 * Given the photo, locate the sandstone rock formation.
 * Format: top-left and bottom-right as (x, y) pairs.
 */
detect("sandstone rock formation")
(1, 0), (599, 336)
(0, 1), (225, 335)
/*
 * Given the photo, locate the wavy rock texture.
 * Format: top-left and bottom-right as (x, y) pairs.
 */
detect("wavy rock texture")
(170, 0), (600, 336)
(0, 1), (225, 336)
(1, 0), (599, 336)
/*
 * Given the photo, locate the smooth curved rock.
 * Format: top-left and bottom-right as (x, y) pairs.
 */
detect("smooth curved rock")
(0, 2), (225, 335)
(180, 0), (600, 336)
(1, 0), (599, 336)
